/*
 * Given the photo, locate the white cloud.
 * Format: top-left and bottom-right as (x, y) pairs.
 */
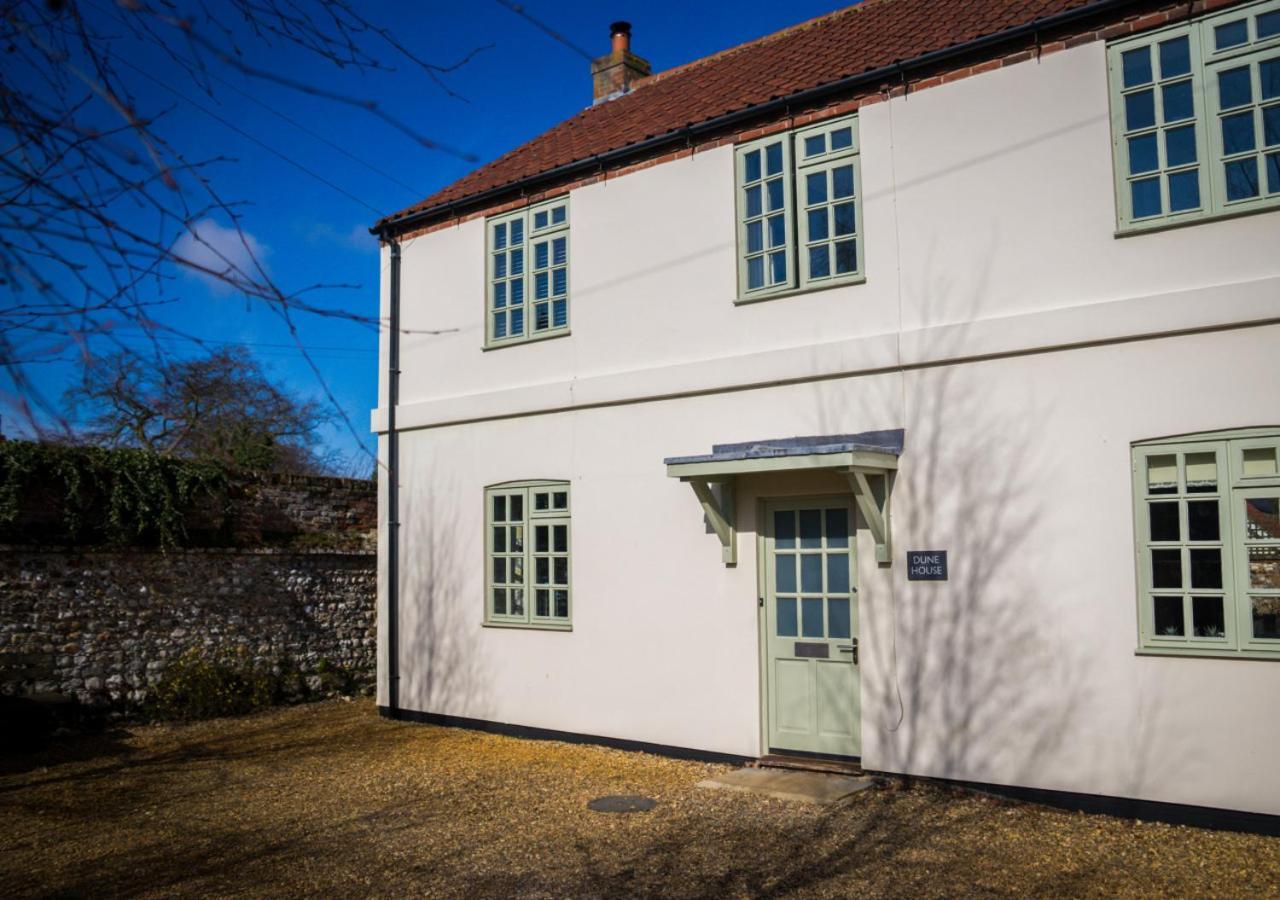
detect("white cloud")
(172, 218), (269, 289)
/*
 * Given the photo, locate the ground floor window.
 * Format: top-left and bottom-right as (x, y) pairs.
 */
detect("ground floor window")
(1132, 428), (1280, 656)
(484, 480), (571, 629)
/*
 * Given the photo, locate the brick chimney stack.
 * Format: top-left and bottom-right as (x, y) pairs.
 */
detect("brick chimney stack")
(591, 21), (651, 104)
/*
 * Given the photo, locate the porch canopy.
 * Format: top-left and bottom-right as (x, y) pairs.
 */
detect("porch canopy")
(664, 430), (903, 566)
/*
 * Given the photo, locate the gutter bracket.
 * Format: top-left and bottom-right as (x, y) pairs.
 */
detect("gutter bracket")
(685, 476), (737, 566)
(843, 467), (893, 565)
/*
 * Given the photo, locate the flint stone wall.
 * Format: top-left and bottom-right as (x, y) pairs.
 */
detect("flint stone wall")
(0, 547), (375, 706)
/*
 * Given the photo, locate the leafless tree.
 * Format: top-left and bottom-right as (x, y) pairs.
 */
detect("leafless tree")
(65, 346), (332, 473)
(1, 0), (482, 447)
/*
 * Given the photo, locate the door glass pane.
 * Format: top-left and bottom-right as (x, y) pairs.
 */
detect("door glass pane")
(1154, 595), (1185, 636)
(1249, 547), (1280, 588)
(1187, 500), (1219, 541)
(1152, 549), (1182, 587)
(1192, 596), (1226, 637)
(776, 554), (796, 593)
(801, 554), (823, 592)
(1243, 447), (1279, 477)
(799, 510), (822, 548)
(825, 509), (849, 548)
(1149, 502), (1180, 541)
(774, 510), (796, 548)
(1185, 453), (1217, 492)
(827, 554), (850, 595)
(1189, 548), (1222, 588)
(1252, 596), (1280, 639)
(777, 598), (798, 637)
(828, 599), (851, 639)
(801, 598), (824, 637)
(1246, 498), (1280, 539)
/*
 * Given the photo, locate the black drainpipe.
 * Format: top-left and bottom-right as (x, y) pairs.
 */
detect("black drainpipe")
(386, 237), (402, 713)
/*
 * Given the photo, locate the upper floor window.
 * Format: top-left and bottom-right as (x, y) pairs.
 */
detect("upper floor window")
(1132, 428), (1280, 658)
(735, 115), (863, 301)
(486, 197), (570, 348)
(1108, 0), (1280, 232)
(485, 480), (572, 629)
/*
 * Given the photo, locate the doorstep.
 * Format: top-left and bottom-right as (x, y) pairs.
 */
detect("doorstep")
(697, 767), (873, 804)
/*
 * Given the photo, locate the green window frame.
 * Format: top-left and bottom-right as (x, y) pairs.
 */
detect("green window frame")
(735, 115), (863, 301)
(484, 480), (572, 629)
(486, 197), (570, 348)
(1132, 428), (1280, 658)
(1108, 0), (1280, 232)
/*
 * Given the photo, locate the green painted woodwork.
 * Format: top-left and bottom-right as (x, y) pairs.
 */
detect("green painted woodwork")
(485, 197), (571, 349)
(1131, 428), (1280, 656)
(735, 115), (863, 300)
(483, 480), (572, 629)
(761, 498), (861, 757)
(666, 449), (897, 480)
(1108, 0), (1280, 232)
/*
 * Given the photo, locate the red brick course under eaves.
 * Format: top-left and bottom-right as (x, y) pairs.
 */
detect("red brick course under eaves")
(379, 0), (1250, 237)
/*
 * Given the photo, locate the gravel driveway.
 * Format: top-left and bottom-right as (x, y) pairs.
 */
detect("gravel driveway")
(3, 699), (1278, 898)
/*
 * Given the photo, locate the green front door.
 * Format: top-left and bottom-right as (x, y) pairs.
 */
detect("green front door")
(763, 499), (860, 758)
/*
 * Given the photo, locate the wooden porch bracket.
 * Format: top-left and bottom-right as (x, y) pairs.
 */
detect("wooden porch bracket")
(843, 467), (894, 564)
(684, 476), (737, 566)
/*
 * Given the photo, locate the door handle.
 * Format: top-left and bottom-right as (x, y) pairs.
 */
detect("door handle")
(836, 638), (859, 663)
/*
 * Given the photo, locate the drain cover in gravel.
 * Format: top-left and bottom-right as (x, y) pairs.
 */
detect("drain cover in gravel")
(587, 795), (656, 813)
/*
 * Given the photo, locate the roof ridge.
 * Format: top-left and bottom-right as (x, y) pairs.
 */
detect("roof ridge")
(631, 0), (891, 93)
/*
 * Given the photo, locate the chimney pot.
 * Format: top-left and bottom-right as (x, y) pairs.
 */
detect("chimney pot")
(610, 21), (631, 54)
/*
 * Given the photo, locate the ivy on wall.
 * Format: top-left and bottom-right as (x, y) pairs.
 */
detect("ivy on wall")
(0, 441), (227, 548)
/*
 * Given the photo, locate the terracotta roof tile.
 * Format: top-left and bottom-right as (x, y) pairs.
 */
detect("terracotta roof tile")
(380, 0), (1134, 227)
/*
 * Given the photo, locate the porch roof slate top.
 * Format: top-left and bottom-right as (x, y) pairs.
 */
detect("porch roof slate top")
(663, 429), (904, 466)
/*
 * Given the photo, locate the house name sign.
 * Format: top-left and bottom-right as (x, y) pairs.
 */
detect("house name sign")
(906, 551), (948, 581)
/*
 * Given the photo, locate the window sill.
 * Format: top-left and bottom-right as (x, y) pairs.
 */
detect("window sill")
(1115, 201), (1280, 238)
(483, 328), (571, 352)
(734, 275), (866, 306)
(1135, 646), (1280, 661)
(482, 620), (573, 632)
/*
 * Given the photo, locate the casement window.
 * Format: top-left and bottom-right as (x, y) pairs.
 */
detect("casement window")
(1108, 0), (1280, 231)
(735, 115), (863, 300)
(484, 481), (571, 629)
(486, 197), (570, 347)
(1132, 429), (1280, 657)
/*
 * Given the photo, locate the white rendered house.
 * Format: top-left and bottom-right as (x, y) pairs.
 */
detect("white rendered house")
(372, 0), (1280, 827)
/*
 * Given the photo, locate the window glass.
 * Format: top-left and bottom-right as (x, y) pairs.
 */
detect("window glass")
(486, 199), (569, 347)
(486, 483), (571, 627)
(1109, 2), (1280, 230)
(1134, 429), (1280, 655)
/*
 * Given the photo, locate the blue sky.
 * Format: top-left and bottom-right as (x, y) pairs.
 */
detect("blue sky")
(15, 0), (852, 471)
